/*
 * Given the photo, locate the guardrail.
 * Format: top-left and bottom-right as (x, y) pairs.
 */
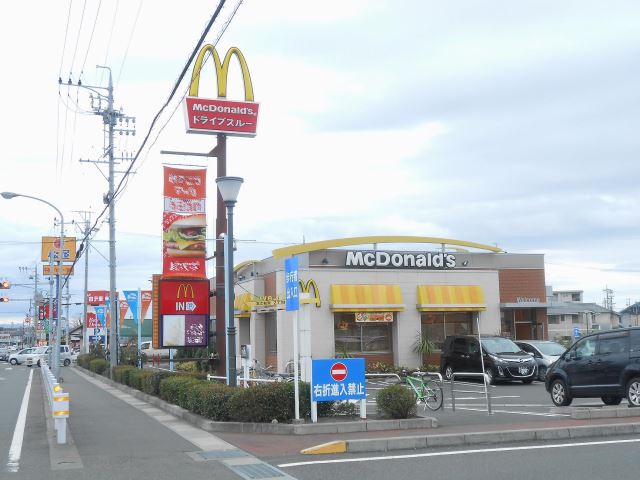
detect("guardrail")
(40, 361), (69, 444)
(450, 372), (492, 415)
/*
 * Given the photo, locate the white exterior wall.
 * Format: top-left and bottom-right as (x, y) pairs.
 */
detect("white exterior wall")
(273, 267), (501, 369)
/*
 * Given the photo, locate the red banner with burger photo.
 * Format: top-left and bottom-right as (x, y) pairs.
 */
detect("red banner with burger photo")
(162, 167), (207, 278)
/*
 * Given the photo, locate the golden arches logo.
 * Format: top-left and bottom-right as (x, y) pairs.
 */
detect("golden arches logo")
(189, 45), (254, 101)
(176, 283), (195, 299)
(299, 279), (321, 308)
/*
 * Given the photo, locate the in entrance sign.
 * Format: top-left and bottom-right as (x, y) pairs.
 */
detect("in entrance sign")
(573, 327), (581, 338)
(311, 358), (366, 402)
(158, 279), (210, 348)
(285, 257), (299, 312)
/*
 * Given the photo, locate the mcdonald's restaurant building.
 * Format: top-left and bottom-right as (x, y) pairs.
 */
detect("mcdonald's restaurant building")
(229, 237), (548, 371)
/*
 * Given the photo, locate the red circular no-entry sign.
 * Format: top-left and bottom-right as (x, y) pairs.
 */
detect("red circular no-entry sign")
(330, 362), (348, 382)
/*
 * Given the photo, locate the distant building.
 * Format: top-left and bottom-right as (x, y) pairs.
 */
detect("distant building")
(619, 303), (640, 328)
(546, 288), (620, 341)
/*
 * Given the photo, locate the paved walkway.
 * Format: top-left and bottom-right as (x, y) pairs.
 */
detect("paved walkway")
(16, 367), (296, 479)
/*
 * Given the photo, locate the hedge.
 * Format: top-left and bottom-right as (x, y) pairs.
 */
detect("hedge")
(376, 384), (416, 419)
(184, 382), (234, 421)
(159, 376), (204, 408)
(89, 358), (109, 376)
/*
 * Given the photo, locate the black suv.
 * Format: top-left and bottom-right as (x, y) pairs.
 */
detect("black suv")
(440, 335), (537, 384)
(545, 328), (640, 407)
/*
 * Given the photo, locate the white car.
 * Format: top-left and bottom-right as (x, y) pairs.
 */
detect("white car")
(140, 341), (176, 360)
(26, 345), (73, 367)
(8, 347), (38, 365)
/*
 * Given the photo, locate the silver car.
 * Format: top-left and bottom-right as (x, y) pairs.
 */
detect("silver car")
(515, 340), (566, 381)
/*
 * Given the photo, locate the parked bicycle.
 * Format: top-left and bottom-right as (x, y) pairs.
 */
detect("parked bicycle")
(401, 370), (443, 411)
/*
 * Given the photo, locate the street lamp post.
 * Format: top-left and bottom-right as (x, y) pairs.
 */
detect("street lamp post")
(215, 177), (243, 388)
(2, 192), (65, 379)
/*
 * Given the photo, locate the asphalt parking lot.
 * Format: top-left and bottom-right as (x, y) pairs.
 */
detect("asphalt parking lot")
(365, 375), (622, 427)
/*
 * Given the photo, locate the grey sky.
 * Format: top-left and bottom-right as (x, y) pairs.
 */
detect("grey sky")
(1, 0), (639, 326)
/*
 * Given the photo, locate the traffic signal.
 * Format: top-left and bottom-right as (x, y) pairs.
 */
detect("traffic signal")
(0, 280), (9, 289)
(0, 297), (8, 303)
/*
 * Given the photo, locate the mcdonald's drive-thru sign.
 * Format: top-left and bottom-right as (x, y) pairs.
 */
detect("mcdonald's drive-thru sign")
(184, 45), (259, 137)
(158, 279), (210, 348)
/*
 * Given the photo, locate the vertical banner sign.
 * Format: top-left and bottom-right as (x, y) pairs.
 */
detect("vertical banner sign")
(95, 305), (107, 329)
(119, 299), (129, 327)
(140, 291), (152, 323)
(158, 279), (209, 348)
(162, 167), (207, 278)
(124, 290), (140, 323)
(285, 257), (299, 312)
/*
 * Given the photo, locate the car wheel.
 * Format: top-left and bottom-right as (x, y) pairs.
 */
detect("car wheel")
(484, 368), (495, 385)
(9, 358), (17, 365)
(538, 366), (547, 381)
(37, 360), (41, 367)
(444, 364), (454, 380)
(627, 377), (640, 407)
(550, 378), (572, 406)
(63, 359), (71, 367)
(601, 395), (623, 406)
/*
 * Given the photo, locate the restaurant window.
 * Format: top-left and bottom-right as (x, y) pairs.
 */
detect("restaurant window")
(421, 312), (473, 350)
(265, 312), (277, 354)
(334, 312), (392, 353)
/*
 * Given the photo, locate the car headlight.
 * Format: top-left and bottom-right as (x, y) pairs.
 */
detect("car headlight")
(488, 354), (503, 363)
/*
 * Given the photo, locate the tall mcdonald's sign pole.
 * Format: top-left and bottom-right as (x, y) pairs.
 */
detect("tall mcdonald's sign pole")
(184, 45), (260, 377)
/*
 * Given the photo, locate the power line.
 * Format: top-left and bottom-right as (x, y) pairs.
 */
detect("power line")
(79, 0), (102, 79)
(68, 0), (87, 77)
(58, 0), (74, 78)
(99, 0), (119, 86)
(115, 0), (143, 89)
(62, 0), (229, 292)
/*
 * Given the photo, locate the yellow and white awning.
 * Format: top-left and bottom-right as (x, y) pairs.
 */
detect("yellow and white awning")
(417, 285), (485, 312)
(330, 285), (404, 312)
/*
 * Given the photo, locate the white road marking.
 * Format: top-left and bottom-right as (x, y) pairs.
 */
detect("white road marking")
(278, 437), (640, 468)
(451, 406), (569, 417)
(6, 369), (33, 473)
(5, 367), (13, 370)
(0, 377), (5, 381)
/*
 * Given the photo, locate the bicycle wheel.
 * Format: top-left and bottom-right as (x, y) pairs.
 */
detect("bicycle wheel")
(421, 379), (443, 411)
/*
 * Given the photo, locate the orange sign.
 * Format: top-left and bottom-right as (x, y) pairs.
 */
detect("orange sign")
(41, 236), (76, 262)
(43, 265), (74, 276)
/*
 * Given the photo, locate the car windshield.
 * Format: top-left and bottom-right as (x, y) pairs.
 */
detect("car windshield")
(481, 337), (522, 354)
(531, 342), (566, 356)
(34, 346), (48, 354)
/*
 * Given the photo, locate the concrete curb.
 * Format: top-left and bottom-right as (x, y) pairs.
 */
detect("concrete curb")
(343, 422), (640, 453)
(571, 406), (640, 419)
(75, 367), (437, 435)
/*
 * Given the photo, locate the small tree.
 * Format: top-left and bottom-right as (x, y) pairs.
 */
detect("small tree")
(413, 330), (435, 364)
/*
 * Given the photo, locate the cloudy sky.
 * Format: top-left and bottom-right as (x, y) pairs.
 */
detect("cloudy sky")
(1, 0), (639, 325)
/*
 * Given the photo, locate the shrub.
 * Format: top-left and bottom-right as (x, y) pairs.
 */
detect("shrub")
(142, 370), (174, 396)
(176, 361), (198, 373)
(77, 354), (92, 369)
(89, 358), (109, 376)
(128, 369), (146, 390)
(111, 365), (136, 384)
(228, 382), (294, 423)
(293, 382), (334, 417)
(376, 384), (416, 419)
(159, 376), (203, 407)
(119, 342), (140, 366)
(185, 382), (235, 420)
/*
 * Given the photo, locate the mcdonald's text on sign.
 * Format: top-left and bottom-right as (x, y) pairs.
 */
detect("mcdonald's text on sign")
(185, 98), (259, 137)
(159, 280), (209, 316)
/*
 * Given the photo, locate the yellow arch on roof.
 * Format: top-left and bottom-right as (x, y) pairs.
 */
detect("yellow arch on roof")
(272, 236), (502, 259)
(234, 260), (259, 273)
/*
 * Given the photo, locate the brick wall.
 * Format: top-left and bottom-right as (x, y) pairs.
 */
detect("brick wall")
(498, 269), (546, 303)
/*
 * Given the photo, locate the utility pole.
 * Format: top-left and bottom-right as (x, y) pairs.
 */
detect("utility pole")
(73, 211), (92, 354)
(69, 66), (135, 369)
